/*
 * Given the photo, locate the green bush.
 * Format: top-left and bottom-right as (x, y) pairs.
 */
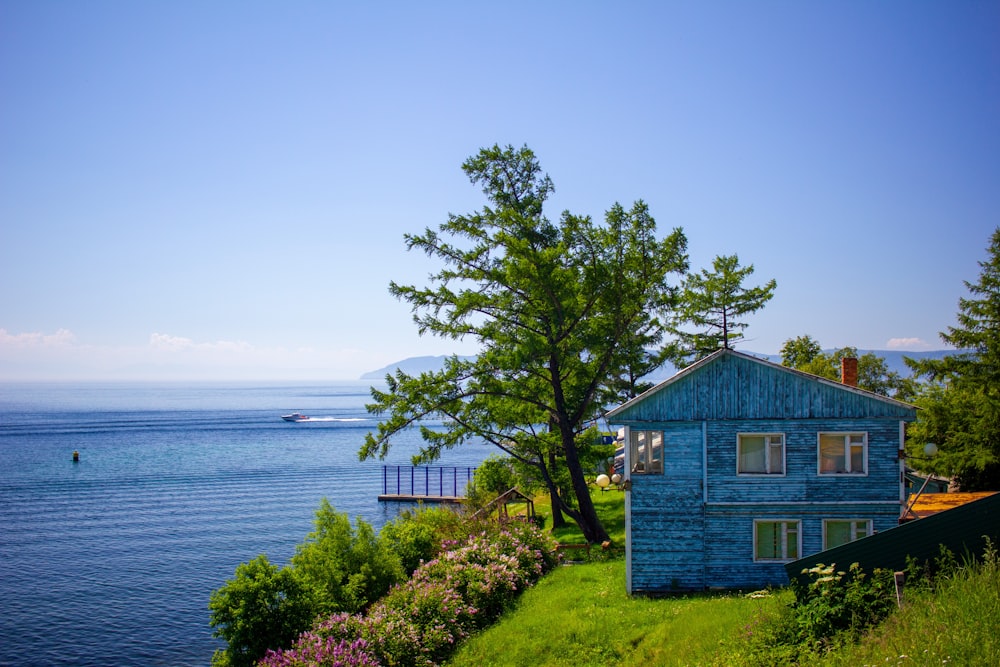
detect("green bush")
(210, 499), (408, 665)
(379, 506), (466, 574)
(290, 498), (405, 615)
(463, 455), (519, 511)
(208, 554), (315, 667)
(265, 519), (561, 667)
(789, 562), (895, 647)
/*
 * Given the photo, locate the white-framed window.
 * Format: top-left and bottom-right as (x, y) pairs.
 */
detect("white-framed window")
(818, 432), (868, 475)
(738, 433), (785, 474)
(823, 519), (872, 550)
(630, 430), (663, 474)
(754, 519), (800, 562)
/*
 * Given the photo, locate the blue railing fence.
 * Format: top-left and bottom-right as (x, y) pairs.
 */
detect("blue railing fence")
(381, 465), (476, 499)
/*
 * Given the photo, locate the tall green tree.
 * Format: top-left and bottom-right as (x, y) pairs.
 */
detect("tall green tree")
(361, 144), (688, 543)
(779, 335), (912, 398)
(906, 228), (1000, 490)
(666, 253), (776, 366)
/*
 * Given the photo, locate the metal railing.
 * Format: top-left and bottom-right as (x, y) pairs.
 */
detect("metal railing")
(380, 465), (476, 499)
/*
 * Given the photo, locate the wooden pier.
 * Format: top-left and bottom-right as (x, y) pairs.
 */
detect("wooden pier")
(378, 465), (476, 503)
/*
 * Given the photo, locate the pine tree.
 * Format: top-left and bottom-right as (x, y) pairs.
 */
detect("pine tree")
(667, 254), (776, 366)
(361, 145), (689, 542)
(906, 228), (1000, 490)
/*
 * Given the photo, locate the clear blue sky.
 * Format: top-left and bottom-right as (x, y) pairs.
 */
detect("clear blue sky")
(2, 1), (998, 381)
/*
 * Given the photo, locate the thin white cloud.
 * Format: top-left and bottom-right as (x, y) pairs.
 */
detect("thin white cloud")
(1, 328), (405, 380)
(0, 328), (76, 347)
(885, 337), (933, 351)
(148, 333), (253, 354)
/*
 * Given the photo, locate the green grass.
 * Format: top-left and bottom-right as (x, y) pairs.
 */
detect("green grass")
(447, 556), (1000, 667)
(450, 488), (1000, 666)
(451, 488), (790, 666)
(815, 554), (1000, 667)
(446, 560), (789, 667)
(534, 485), (627, 547)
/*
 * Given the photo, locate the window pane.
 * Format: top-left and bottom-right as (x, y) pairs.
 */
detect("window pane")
(850, 444), (864, 473)
(630, 430), (662, 474)
(826, 521), (851, 548)
(820, 435), (846, 473)
(852, 520), (870, 540)
(740, 435), (766, 473)
(768, 440), (783, 473)
(756, 522), (777, 559)
(630, 430), (645, 472)
(826, 520), (870, 548)
(649, 432), (663, 473)
(785, 524), (798, 559)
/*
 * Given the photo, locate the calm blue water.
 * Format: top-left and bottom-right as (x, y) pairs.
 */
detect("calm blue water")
(0, 382), (491, 667)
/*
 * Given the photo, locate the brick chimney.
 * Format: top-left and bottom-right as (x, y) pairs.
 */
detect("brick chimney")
(841, 357), (858, 387)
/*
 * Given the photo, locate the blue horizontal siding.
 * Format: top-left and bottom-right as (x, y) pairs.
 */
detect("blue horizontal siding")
(703, 505), (900, 589)
(628, 423), (704, 591)
(705, 418), (902, 504)
(612, 351), (916, 423)
(615, 350), (915, 592)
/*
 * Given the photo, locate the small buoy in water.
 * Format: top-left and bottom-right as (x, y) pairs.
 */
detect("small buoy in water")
(72, 450), (80, 462)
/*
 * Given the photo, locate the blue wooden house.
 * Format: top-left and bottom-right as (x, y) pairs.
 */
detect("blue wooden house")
(605, 349), (917, 592)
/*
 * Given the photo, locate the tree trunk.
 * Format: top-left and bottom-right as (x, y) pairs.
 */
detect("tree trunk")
(558, 423), (610, 544)
(547, 450), (566, 528)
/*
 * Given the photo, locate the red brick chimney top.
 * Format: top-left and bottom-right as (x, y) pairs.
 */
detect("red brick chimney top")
(841, 357), (858, 387)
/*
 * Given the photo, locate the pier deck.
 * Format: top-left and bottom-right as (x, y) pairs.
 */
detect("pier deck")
(377, 493), (464, 504)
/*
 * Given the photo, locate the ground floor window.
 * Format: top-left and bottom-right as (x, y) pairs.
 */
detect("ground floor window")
(823, 519), (872, 549)
(629, 430), (663, 474)
(754, 520), (800, 562)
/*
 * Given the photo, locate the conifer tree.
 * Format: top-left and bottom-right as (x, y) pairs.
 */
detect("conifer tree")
(361, 144), (688, 543)
(906, 228), (1000, 489)
(667, 254), (776, 366)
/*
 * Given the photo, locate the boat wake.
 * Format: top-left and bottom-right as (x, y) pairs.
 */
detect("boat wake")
(299, 417), (367, 422)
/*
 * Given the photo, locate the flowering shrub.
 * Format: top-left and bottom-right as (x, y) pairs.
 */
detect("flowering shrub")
(258, 636), (379, 667)
(261, 519), (560, 667)
(413, 542), (519, 627)
(365, 580), (478, 666)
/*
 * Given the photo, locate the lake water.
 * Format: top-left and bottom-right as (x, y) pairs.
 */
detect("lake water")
(0, 382), (491, 667)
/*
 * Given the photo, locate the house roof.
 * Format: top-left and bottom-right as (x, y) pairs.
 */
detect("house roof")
(902, 492), (999, 521)
(606, 348), (917, 423)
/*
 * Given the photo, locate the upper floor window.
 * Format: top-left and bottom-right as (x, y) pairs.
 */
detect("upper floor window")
(819, 432), (867, 475)
(630, 430), (663, 474)
(754, 519), (800, 562)
(738, 433), (785, 474)
(823, 519), (872, 550)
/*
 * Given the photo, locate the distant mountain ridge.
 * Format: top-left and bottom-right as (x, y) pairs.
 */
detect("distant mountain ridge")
(361, 349), (960, 382)
(359, 355), (476, 380)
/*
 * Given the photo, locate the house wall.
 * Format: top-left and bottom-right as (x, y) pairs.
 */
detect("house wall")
(627, 422), (705, 593)
(701, 416), (903, 589)
(703, 503), (901, 590)
(626, 415), (906, 592)
(706, 418), (902, 503)
(614, 351), (916, 593)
